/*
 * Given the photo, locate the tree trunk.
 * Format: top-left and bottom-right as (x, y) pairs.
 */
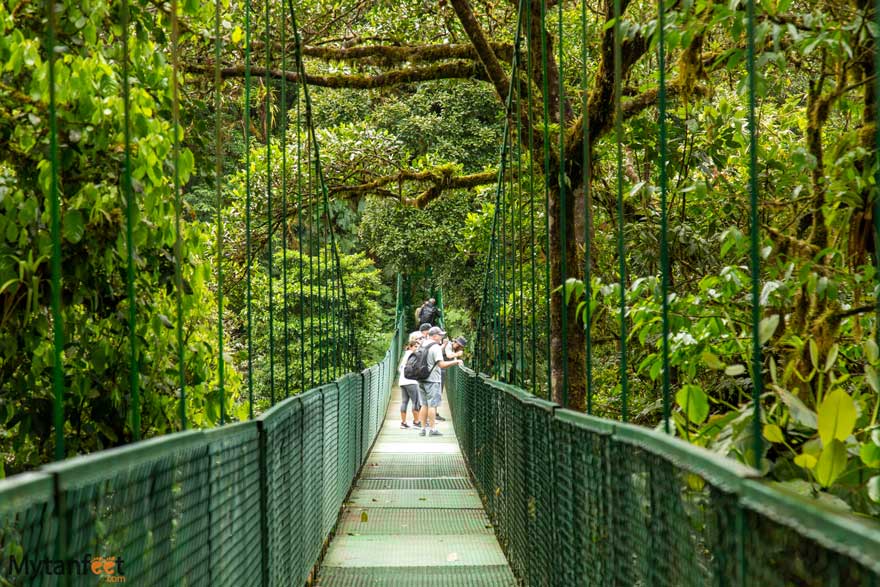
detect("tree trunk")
(548, 180), (586, 409)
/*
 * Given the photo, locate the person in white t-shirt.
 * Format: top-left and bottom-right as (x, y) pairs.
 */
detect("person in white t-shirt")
(397, 339), (422, 428)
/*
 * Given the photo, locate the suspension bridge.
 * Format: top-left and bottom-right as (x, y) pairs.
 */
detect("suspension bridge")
(2, 0), (880, 584)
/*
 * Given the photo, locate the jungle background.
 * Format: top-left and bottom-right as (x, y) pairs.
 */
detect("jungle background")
(1, 0), (880, 518)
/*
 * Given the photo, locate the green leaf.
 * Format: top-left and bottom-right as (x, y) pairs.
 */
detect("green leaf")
(869, 476), (880, 503)
(776, 388), (818, 429)
(62, 210), (85, 244)
(762, 424), (784, 444)
(758, 315), (779, 344)
(724, 364), (746, 376)
(675, 384), (709, 424)
(701, 351), (725, 370)
(865, 339), (879, 363)
(793, 453), (817, 470)
(809, 339), (819, 371)
(815, 439), (848, 488)
(866, 365), (880, 394)
(860, 442), (880, 468)
(824, 344), (839, 373)
(817, 389), (857, 445)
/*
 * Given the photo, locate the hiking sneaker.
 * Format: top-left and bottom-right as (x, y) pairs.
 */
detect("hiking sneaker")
(419, 427), (427, 437)
(435, 414), (447, 421)
(429, 429), (443, 437)
(400, 422), (409, 429)
(413, 421), (422, 428)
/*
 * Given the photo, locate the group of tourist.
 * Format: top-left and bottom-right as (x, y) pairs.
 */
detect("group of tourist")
(397, 298), (467, 437)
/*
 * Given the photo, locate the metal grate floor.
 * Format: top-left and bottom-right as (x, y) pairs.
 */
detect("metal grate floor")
(315, 565), (517, 586)
(357, 478), (473, 490)
(317, 387), (515, 586)
(337, 508), (493, 535)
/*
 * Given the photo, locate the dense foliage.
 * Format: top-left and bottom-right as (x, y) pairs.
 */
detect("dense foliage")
(2, 0), (879, 519)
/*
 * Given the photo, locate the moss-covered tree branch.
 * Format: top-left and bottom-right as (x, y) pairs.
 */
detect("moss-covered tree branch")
(188, 61), (489, 88)
(330, 168), (497, 208)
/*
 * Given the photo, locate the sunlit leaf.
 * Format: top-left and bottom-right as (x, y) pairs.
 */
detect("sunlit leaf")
(817, 389), (857, 445)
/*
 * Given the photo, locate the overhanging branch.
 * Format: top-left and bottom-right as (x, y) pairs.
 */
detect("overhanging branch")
(301, 42), (514, 65)
(188, 61), (489, 88)
(330, 168), (497, 208)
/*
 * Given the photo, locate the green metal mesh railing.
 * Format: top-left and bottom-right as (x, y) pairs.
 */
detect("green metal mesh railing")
(447, 366), (880, 586)
(0, 314), (401, 586)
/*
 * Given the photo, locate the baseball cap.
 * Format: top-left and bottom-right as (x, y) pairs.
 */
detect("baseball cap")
(428, 326), (446, 336)
(454, 336), (468, 347)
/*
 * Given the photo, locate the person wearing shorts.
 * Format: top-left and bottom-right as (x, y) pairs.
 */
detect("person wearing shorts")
(418, 327), (462, 437)
(398, 340), (422, 428)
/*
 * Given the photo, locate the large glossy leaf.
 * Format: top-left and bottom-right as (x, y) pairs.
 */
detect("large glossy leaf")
(815, 440), (848, 488)
(676, 384), (709, 424)
(817, 389), (857, 445)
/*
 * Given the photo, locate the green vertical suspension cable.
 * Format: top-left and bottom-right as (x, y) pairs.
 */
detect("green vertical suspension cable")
(287, 0), (357, 377)
(557, 0), (569, 407)
(307, 123), (315, 386)
(527, 3), (538, 396)
(540, 0), (552, 399)
(121, 0), (140, 440)
(580, 0), (593, 414)
(244, 0), (254, 419)
(514, 51), (524, 388)
(500, 124), (508, 380)
(296, 86), (306, 390)
(265, 0), (275, 405)
(658, 0), (671, 433)
(613, 0), (628, 422)
(507, 119), (515, 385)
(281, 4), (290, 398)
(46, 0), (64, 461)
(171, 0), (187, 428)
(875, 0), (880, 350)
(214, 0), (225, 424)
(320, 191), (326, 383)
(746, 0), (763, 466)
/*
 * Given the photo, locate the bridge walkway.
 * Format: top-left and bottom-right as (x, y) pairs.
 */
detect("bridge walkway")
(316, 387), (517, 586)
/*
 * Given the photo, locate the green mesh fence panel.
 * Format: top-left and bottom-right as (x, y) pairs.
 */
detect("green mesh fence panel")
(207, 423), (262, 587)
(260, 396), (305, 587)
(336, 377), (352, 509)
(322, 384), (340, 537)
(301, 388), (325, 573)
(448, 368), (880, 587)
(360, 369), (373, 461)
(0, 320), (396, 587)
(54, 431), (214, 587)
(553, 410), (613, 586)
(522, 397), (555, 587)
(0, 474), (56, 587)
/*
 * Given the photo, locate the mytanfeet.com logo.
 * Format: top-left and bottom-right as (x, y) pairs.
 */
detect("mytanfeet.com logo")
(7, 554), (126, 583)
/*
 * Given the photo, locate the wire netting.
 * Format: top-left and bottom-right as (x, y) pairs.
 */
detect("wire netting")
(0, 314), (404, 586)
(449, 367), (880, 587)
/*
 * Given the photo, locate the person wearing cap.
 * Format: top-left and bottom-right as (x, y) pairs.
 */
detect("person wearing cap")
(435, 335), (467, 421)
(418, 326), (462, 437)
(397, 339), (422, 429)
(409, 322), (431, 344)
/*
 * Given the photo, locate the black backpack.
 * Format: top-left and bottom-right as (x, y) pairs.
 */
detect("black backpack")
(403, 342), (438, 380)
(418, 304), (437, 324)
